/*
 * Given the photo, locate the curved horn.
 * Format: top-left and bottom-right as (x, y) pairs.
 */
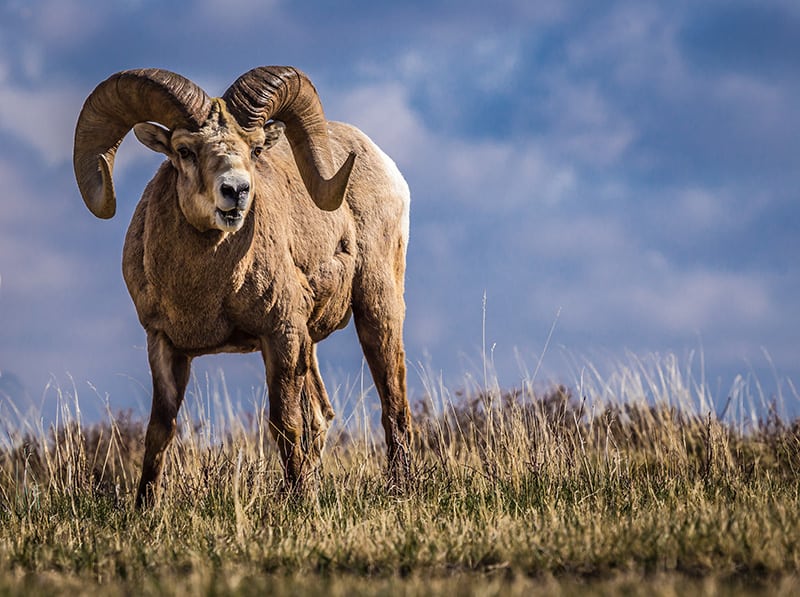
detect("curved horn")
(222, 66), (356, 211)
(73, 69), (212, 218)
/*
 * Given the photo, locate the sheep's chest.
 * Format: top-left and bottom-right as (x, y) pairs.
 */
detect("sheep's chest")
(142, 241), (259, 353)
(154, 279), (240, 353)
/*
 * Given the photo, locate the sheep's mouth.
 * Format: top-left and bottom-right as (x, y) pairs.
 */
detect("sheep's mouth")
(216, 207), (244, 227)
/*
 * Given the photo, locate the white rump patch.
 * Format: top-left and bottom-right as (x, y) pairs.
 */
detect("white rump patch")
(377, 143), (411, 249)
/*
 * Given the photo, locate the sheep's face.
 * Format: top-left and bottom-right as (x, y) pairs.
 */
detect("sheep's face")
(133, 100), (284, 233)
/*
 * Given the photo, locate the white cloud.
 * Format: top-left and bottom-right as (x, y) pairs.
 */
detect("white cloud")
(711, 72), (791, 140)
(513, 213), (630, 262)
(626, 269), (772, 333)
(33, 0), (109, 49)
(565, 3), (684, 88)
(470, 36), (522, 91)
(0, 234), (79, 296)
(331, 80), (578, 209)
(440, 139), (578, 208)
(561, 207), (783, 385)
(542, 77), (637, 167)
(0, 159), (83, 303)
(328, 82), (427, 167)
(193, 0), (282, 27)
(674, 187), (728, 231)
(530, 244), (775, 339)
(0, 80), (83, 166)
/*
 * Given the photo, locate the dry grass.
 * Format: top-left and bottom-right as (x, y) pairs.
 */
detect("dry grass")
(0, 353), (799, 595)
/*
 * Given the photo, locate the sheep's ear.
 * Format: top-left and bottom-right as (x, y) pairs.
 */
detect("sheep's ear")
(133, 123), (172, 155)
(264, 121), (285, 149)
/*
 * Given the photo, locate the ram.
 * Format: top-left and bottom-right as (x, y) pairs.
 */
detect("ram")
(73, 67), (412, 507)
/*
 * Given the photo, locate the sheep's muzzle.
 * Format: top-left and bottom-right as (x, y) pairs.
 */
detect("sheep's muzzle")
(215, 206), (245, 230)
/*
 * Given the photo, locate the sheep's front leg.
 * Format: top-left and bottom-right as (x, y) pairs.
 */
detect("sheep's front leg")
(261, 332), (314, 494)
(136, 331), (191, 508)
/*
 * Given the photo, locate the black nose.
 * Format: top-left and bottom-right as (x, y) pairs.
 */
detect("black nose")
(220, 182), (250, 205)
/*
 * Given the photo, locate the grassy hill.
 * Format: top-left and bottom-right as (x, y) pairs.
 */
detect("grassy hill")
(0, 354), (798, 595)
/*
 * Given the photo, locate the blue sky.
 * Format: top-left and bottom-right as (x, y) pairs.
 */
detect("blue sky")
(0, 0), (798, 421)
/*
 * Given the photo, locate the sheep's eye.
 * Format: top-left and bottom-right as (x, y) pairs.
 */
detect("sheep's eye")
(177, 147), (192, 160)
(252, 146), (264, 158)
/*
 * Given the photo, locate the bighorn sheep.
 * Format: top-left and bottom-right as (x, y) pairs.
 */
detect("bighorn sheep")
(73, 67), (412, 506)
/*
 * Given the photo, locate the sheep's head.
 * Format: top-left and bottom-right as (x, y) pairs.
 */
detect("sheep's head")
(132, 100), (285, 232)
(73, 67), (356, 228)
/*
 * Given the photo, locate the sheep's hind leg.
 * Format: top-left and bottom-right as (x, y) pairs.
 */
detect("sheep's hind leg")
(301, 344), (335, 471)
(353, 287), (412, 491)
(135, 331), (191, 509)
